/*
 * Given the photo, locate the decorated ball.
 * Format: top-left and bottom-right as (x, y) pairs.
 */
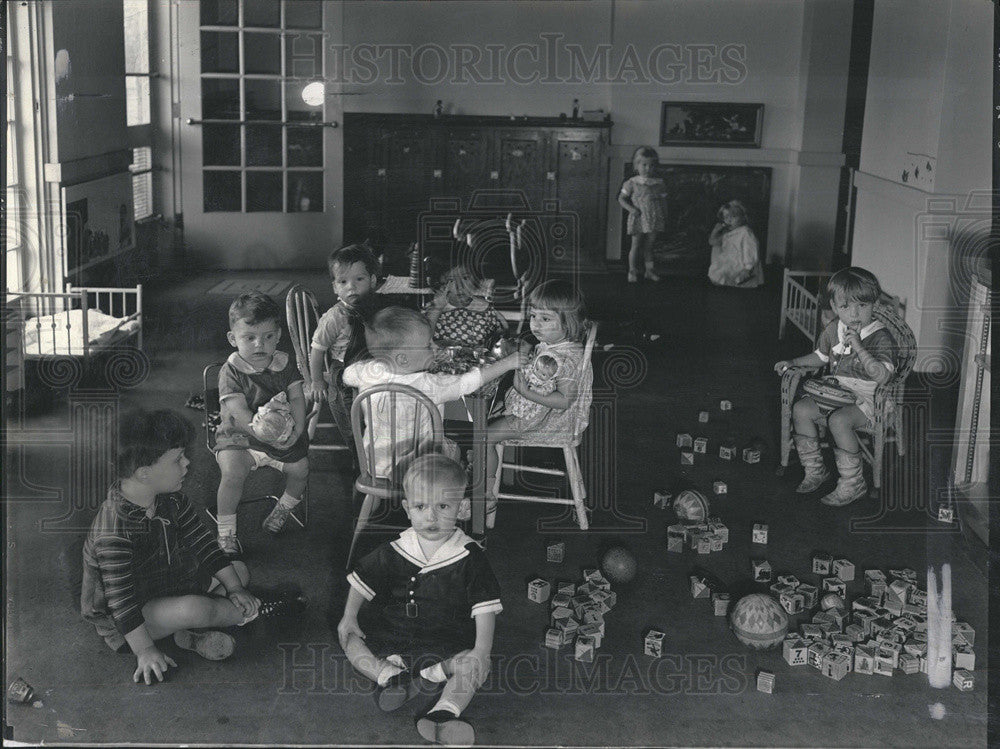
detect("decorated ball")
(820, 593), (845, 611)
(673, 490), (710, 523)
(601, 546), (637, 585)
(251, 408), (294, 446)
(730, 593), (789, 650)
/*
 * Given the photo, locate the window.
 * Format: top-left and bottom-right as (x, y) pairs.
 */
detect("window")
(199, 0), (325, 213)
(6, 26), (23, 292)
(124, 0), (154, 220)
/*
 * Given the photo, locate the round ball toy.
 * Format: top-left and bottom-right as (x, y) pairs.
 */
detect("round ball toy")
(601, 546), (637, 585)
(672, 490), (709, 523)
(251, 408), (294, 446)
(730, 593), (788, 650)
(821, 593), (845, 611)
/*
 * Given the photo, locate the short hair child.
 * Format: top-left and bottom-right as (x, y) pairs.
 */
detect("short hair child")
(425, 262), (508, 348)
(618, 146), (667, 282)
(214, 291), (309, 552)
(525, 278), (587, 342)
(307, 243), (384, 472)
(708, 200), (763, 287)
(342, 306), (521, 480)
(81, 409), (261, 683)
(774, 266), (897, 507)
(338, 454), (501, 745)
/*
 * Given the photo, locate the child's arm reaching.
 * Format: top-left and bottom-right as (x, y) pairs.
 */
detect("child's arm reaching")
(773, 352), (825, 374)
(476, 352), (524, 385)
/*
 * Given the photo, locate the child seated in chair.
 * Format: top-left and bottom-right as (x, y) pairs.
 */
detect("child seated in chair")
(485, 280), (592, 524)
(425, 265), (508, 349)
(80, 409), (305, 684)
(342, 307), (523, 481)
(213, 292), (309, 554)
(774, 267), (897, 506)
(305, 244), (385, 470)
(338, 454), (501, 746)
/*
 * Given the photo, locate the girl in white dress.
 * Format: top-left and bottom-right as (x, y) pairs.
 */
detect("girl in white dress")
(707, 200), (764, 288)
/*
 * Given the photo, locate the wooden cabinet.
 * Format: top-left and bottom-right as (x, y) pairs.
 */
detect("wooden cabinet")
(343, 114), (611, 266)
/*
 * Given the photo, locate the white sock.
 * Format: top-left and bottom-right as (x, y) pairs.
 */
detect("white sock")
(277, 493), (301, 509)
(419, 662), (448, 683)
(431, 699), (462, 718)
(376, 656), (406, 687)
(217, 513), (237, 537)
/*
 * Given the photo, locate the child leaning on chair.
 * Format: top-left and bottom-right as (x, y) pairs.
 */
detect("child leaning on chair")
(774, 267), (898, 507)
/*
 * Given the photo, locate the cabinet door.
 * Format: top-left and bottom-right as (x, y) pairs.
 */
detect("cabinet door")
(382, 126), (436, 246)
(551, 130), (607, 264)
(440, 128), (491, 208)
(491, 129), (549, 211)
(342, 121), (383, 245)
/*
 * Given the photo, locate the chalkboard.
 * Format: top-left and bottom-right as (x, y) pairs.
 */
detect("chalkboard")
(620, 163), (771, 277)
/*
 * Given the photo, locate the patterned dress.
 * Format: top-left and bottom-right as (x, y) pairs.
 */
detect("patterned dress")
(620, 176), (667, 235)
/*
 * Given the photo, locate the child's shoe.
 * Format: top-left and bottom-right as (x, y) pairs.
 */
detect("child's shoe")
(792, 434), (831, 493)
(376, 670), (433, 712)
(262, 499), (294, 534)
(416, 710), (475, 747)
(217, 532), (242, 557)
(820, 448), (867, 506)
(627, 271), (638, 283)
(644, 261), (661, 282)
(173, 629), (236, 661)
(256, 592), (308, 619)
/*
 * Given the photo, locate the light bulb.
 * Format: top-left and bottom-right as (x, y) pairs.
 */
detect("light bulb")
(301, 82), (324, 107)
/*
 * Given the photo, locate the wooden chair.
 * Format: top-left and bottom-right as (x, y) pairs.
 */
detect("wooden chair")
(285, 284), (350, 452)
(202, 362), (308, 528)
(777, 303), (916, 496)
(346, 383), (445, 569)
(491, 322), (597, 530)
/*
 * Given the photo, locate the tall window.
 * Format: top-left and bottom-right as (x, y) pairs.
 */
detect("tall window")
(6, 25), (23, 292)
(199, 0), (325, 213)
(124, 0), (154, 220)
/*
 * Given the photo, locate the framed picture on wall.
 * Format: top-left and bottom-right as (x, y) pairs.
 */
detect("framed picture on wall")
(62, 172), (135, 276)
(660, 102), (764, 148)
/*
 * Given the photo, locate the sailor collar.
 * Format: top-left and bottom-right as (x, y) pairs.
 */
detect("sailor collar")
(392, 527), (474, 573)
(226, 349), (289, 375)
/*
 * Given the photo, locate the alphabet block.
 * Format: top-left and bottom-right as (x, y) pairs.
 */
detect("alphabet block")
(713, 481), (727, 495)
(953, 669), (974, 691)
(546, 542), (565, 563)
(681, 451), (695, 465)
(812, 553), (832, 575)
(752, 559), (772, 582)
(752, 524), (768, 544)
(528, 579), (551, 603)
(676, 433), (693, 448)
(743, 448), (761, 464)
(720, 400), (733, 411)
(698, 411), (710, 423)
(719, 443), (736, 460)
(832, 558), (855, 581)
(644, 630), (666, 657)
(783, 638), (809, 666)
(756, 670), (775, 693)
(694, 437), (708, 454)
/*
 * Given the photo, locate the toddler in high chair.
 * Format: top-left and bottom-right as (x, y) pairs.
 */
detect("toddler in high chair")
(774, 267), (897, 507)
(426, 265), (508, 349)
(486, 279), (592, 526)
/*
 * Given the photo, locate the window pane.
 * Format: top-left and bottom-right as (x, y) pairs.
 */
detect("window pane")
(287, 127), (321, 166)
(285, 32), (323, 79)
(244, 79), (281, 120)
(204, 171), (241, 212)
(126, 75), (150, 126)
(246, 125), (282, 166)
(285, 0), (322, 29)
(246, 171), (283, 212)
(6, 187), (22, 252)
(6, 114), (16, 187)
(200, 0), (238, 26)
(123, 0), (149, 74)
(132, 171), (152, 220)
(202, 78), (241, 119)
(7, 248), (22, 293)
(203, 124), (241, 166)
(244, 0), (280, 27)
(130, 146), (152, 172)
(244, 32), (281, 75)
(287, 171), (322, 212)
(201, 31), (239, 74)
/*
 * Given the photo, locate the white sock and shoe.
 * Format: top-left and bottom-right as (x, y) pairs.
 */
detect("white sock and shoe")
(262, 493), (301, 534)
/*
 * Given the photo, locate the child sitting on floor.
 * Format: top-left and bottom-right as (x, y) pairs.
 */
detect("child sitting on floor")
(80, 409), (305, 684)
(774, 267), (897, 506)
(213, 292), (309, 554)
(305, 243), (385, 470)
(338, 454), (501, 746)
(485, 280), (593, 526)
(425, 265), (508, 349)
(708, 200), (763, 288)
(342, 306), (523, 480)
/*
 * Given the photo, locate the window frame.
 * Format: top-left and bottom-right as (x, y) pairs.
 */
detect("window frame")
(124, 0), (155, 221)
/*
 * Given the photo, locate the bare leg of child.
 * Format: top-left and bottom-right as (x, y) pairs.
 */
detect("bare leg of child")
(341, 632), (405, 686)
(642, 234), (660, 281)
(627, 234), (643, 282)
(827, 405), (867, 452)
(216, 450), (253, 552)
(263, 457), (309, 534)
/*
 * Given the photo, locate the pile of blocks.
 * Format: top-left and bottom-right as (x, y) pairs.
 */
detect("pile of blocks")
(530, 568), (617, 662)
(689, 571), (731, 617)
(666, 517), (729, 555)
(776, 562), (976, 690)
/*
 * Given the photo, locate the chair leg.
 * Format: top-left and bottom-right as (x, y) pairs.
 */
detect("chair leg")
(563, 446), (589, 531)
(894, 405), (906, 457)
(489, 444), (504, 530)
(346, 493), (378, 571)
(872, 431), (884, 491)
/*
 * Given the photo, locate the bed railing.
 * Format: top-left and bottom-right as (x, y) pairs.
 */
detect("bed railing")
(779, 269), (832, 345)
